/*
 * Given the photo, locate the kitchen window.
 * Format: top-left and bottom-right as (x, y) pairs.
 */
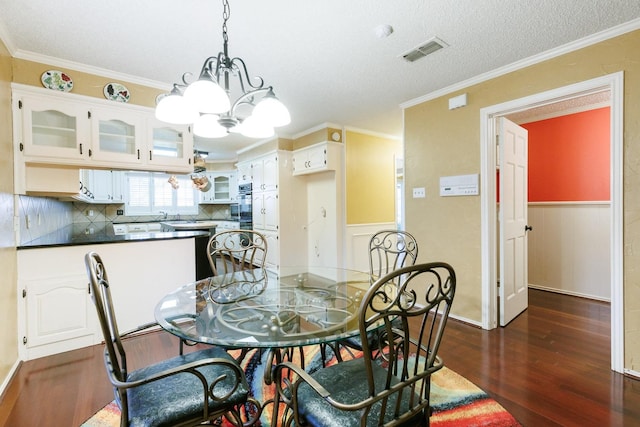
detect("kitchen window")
(125, 171), (198, 216)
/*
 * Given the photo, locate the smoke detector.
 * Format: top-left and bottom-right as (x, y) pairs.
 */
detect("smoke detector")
(401, 37), (448, 62)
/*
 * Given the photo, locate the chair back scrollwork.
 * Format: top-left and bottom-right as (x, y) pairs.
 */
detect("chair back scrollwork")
(273, 262), (456, 427)
(207, 230), (268, 275)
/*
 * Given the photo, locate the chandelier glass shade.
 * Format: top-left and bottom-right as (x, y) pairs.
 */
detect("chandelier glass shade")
(155, 0), (290, 139)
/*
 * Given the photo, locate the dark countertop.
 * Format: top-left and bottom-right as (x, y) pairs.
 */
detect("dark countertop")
(18, 224), (209, 249)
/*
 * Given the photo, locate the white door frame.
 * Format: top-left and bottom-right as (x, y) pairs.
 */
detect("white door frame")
(479, 72), (624, 373)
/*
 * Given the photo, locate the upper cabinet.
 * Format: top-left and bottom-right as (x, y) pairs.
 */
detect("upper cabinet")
(292, 142), (341, 175)
(12, 84), (194, 185)
(89, 105), (144, 165)
(252, 153), (279, 192)
(236, 160), (252, 185)
(146, 119), (193, 170)
(199, 171), (238, 204)
(18, 93), (90, 161)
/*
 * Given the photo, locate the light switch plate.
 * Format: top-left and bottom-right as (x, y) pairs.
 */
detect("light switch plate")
(412, 187), (426, 198)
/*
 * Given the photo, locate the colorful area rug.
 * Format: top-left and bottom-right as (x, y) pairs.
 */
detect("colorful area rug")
(81, 345), (521, 426)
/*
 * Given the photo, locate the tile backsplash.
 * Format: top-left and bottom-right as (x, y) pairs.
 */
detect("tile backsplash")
(18, 195), (234, 245)
(17, 196), (73, 245)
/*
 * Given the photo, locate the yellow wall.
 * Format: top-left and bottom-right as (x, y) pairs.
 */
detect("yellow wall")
(345, 130), (401, 225)
(0, 37), (17, 387)
(404, 29), (640, 371)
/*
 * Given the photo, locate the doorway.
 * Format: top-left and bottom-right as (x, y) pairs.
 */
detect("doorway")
(479, 72), (624, 373)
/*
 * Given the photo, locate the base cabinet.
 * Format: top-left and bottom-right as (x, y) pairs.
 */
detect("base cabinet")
(17, 238), (195, 360)
(23, 273), (95, 351)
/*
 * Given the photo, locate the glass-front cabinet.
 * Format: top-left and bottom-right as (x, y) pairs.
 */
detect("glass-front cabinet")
(147, 119), (193, 169)
(18, 94), (90, 161)
(200, 172), (237, 204)
(12, 84), (195, 189)
(90, 106), (143, 165)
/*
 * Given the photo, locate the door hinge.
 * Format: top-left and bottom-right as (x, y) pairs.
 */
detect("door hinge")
(23, 336), (27, 345)
(88, 111), (91, 119)
(18, 100), (22, 109)
(22, 289), (26, 298)
(19, 142), (24, 152)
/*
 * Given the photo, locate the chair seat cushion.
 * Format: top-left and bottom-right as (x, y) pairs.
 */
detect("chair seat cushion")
(296, 358), (425, 427)
(125, 346), (248, 427)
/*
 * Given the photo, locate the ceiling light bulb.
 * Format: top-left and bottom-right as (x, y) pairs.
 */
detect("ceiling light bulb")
(193, 114), (228, 138)
(155, 93), (199, 124)
(183, 79), (231, 114)
(253, 91), (291, 127)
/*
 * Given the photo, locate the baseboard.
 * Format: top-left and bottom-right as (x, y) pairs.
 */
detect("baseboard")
(448, 312), (483, 328)
(528, 284), (610, 303)
(0, 359), (22, 401)
(624, 369), (640, 380)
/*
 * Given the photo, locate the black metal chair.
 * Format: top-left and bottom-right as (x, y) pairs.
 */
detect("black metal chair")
(273, 262), (456, 427)
(84, 251), (259, 427)
(207, 229), (268, 275)
(334, 230), (419, 357)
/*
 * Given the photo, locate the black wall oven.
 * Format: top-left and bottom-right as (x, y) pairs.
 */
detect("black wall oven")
(237, 183), (253, 230)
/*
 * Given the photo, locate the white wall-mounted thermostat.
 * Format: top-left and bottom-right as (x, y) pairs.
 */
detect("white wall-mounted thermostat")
(440, 174), (479, 196)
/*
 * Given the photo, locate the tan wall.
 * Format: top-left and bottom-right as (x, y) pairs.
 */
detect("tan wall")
(12, 58), (161, 107)
(404, 29), (640, 371)
(0, 38), (17, 387)
(293, 127), (342, 150)
(345, 130), (401, 225)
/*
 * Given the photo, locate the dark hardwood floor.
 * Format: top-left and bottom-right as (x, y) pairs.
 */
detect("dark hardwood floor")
(0, 289), (639, 426)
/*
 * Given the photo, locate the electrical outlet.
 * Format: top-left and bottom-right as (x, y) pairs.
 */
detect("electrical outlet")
(412, 187), (426, 198)
(117, 209), (124, 215)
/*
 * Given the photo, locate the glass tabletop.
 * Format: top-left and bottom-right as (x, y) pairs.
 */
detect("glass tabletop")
(154, 266), (373, 349)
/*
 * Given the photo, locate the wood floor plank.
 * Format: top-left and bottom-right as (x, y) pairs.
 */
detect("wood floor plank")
(1, 289), (639, 426)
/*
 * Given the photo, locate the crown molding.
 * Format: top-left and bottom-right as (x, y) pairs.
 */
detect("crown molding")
(292, 122), (344, 140)
(12, 49), (171, 91)
(401, 18), (640, 109)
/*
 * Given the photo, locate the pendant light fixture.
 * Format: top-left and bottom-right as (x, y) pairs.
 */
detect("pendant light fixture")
(155, 0), (290, 139)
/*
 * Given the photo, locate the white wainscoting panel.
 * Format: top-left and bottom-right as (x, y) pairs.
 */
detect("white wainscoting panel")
(528, 203), (610, 300)
(345, 223), (396, 272)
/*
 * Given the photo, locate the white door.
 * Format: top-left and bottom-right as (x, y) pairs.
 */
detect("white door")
(499, 117), (529, 325)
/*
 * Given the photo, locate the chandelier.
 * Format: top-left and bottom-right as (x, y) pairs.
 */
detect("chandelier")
(155, 0), (290, 139)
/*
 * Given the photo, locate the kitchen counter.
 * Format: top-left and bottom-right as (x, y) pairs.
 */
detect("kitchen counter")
(18, 223), (209, 249)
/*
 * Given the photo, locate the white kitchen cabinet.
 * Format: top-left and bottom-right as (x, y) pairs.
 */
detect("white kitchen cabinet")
(147, 119), (193, 170)
(252, 153), (279, 192)
(199, 172), (238, 204)
(17, 238), (195, 360)
(236, 160), (252, 185)
(89, 106), (144, 166)
(262, 230), (279, 269)
(253, 190), (279, 231)
(22, 273), (95, 354)
(16, 91), (90, 161)
(12, 84), (194, 192)
(79, 169), (125, 203)
(292, 142), (341, 175)
(246, 150), (307, 271)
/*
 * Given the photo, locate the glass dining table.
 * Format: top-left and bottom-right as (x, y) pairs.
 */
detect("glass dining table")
(155, 266), (374, 424)
(155, 266), (374, 350)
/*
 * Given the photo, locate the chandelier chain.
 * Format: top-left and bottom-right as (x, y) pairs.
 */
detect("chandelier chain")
(222, 0), (230, 44)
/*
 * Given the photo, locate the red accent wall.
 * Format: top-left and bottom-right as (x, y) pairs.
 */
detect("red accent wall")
(523, 107), (610, 202)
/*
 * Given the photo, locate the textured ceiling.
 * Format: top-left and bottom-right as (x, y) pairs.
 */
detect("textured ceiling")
(0, 0), (638, 160)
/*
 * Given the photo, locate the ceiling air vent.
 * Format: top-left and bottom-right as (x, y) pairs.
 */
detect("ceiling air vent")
(401, 37), (447, 62)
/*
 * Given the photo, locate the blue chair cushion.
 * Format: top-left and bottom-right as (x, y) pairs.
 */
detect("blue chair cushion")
(296, 358), (425, 427)
(125, 346), (248, 427)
